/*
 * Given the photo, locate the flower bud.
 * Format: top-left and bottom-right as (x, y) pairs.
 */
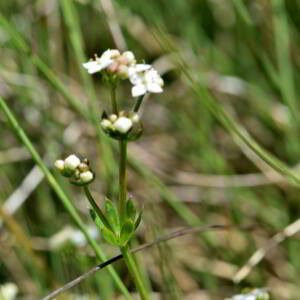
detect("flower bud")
(54, 160), (64, 171)
(131, 113), (139, 123)
(100, 119), (112, 129)
(114, 117), (133, 133)
(78, 162), (89, 172)
(64, 154), (80, 171)
(80, 171), (94, 184)
(109, 114), (118, 122)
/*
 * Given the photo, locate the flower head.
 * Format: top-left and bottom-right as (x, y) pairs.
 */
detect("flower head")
(54, 155), (95, 186)
(101, 111), (143, 141)
(129, 67), (164, 97)
(83, 49), (138, 77)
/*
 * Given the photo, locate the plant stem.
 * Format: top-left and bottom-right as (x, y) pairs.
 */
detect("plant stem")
(118, 140), (149, 299)
(119, 140), (127, 225)
(83, 186), (112, 231)
(110, 85), (118, 114)
(121, 246), (149, 300)
(133, 95), (144, 113)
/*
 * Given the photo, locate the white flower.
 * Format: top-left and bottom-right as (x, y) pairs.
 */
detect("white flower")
(80, 171), (94, 184)
(129, 68), (164, 97)
(54, 160), (65, 171)
(64, 154), (80, 171)
(83, 49), (120, 74)
(114, 117), (133, 133)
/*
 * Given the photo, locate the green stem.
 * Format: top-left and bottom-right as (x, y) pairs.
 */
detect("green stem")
(121, 246), (149, 300)
(133, 95), (144, 113)
(83, 186), (112, 231)
(110, 86), (118, 115)
(119, 140), (127, 225)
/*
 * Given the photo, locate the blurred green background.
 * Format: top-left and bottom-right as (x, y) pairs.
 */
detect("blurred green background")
(1, 0), (300, 299)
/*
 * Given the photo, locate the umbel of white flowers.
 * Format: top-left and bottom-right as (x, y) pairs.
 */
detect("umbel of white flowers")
(54, 155), (94, 185)
(101, 113), (139, 134)
(83, 49), (164, 97)
(100, 111), (142, 141)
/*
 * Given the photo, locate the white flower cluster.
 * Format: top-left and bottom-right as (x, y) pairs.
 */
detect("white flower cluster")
(101, 112), (139, 134)
(225, 289), (269, 300)
(83, 49), (164, 97)
(54, 155), (94, 185)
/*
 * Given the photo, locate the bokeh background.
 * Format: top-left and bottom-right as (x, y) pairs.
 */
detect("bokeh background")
(1, 0), (300, 299)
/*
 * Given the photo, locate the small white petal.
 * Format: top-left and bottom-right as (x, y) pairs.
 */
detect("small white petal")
(83, 61), (103, 74)
(114, 117), (133, 133)
(82, 61), (97, 69)
(128, 64), (151, 78)
(80, 171), (94, 184)
(54, 160), (65, 171)
(99, 57), (114, 69)
(132, 84), (147, 97)
(134, 64), (152, 72)
(64, 155), (80, 171)
(146, 82), (163, 93)
(129, 72), (143, 85)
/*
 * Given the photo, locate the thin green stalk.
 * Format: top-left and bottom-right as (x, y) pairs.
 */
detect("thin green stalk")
(119, 140), (127, 224)
(83, 186), (112, 231)
(121, 246), (149, 300)
(118, 139), (149, 299)
(0, 97), (132, 300)
(271, 0), (299, 123)
(110, 86), (118, 114)
(133, 95), (144, 113)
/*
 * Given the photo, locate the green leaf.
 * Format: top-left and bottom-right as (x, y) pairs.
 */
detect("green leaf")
(89, 208), (104, 230)
(120, 220), (134, 246)
(134, 209), (143, 231)
(101, 227), (119, 246)
(126, 198), (136, 221)
(105, 198), (120, 234)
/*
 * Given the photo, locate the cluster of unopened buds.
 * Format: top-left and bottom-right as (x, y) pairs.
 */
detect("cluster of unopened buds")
(54, 155), (94, 186)
(101, 111), (142, 140)
(83, 49), (164, 97)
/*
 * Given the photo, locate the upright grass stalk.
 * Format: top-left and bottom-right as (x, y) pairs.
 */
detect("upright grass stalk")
(0, 97), (132, 300)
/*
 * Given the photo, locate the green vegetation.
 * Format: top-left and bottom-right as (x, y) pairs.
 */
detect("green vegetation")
(1, 1), (300, 299)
